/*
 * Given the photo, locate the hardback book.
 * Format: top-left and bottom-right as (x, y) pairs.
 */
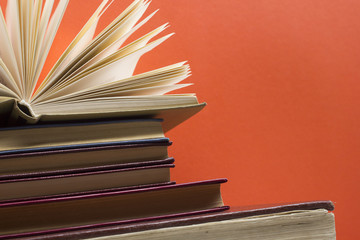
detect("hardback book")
(2, 201), (335, 240)
(0, 138), (171, 175)
(0, 0), (205, 128)
(0, 179), (227, 238)
(0, 118), (166, 152)
(88, 202), (336, 240)
(0, 159), (175, 202)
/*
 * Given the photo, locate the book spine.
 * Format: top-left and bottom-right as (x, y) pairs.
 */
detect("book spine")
(7, 99), (39, 126)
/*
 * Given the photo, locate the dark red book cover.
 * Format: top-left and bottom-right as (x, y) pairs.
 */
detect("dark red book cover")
(0, 160), (175, 203)
(0, 179), (227, 239)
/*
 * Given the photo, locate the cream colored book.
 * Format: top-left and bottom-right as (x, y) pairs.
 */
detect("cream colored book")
(0, 0), (204, 127)
(106, 209), (335, 240)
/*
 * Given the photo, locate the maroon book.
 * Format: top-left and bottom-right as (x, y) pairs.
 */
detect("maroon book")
(0, 179), (228, 239)
(0, 160), (175, 203)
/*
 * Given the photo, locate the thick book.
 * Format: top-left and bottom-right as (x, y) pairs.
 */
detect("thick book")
(0, 179), (227, 238)
(1, 201), (335, 240)
(98, 202), (336, 240)
(0, 118), (166, 152)
(0, 0), (205, 127)
(0, 138), (171, 175)
(0, 159), (175, 202)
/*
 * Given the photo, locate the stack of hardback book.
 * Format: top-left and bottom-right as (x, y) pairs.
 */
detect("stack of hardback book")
(0, 118), (336, 240)
(0, 0), (336, 239)
(0, 116), (229, 238)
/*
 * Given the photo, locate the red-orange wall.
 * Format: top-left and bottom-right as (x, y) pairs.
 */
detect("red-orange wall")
(1, 0), (359, 239)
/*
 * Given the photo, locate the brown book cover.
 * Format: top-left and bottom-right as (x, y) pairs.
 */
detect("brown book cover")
(0, 138), (171, 175)
(0, 119), (167, 153)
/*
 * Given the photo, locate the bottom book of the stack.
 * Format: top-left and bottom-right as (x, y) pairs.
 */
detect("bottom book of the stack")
(1, 198), (335, 240)
(90, 201), (336, 240)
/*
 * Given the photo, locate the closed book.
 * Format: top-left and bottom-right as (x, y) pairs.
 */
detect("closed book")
(0, 159), (175, 202)
(0, 179), (227, 238)
(102, 201), (336, 240)
(0, 138), (171, 175)
(0, 119), (165, 152)
(16, 201), (335, 240)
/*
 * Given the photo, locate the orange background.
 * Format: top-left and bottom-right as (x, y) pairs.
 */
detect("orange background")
(1, 0), (359, 239)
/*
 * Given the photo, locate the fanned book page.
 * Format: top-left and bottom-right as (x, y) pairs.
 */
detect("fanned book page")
(0, 0), (203, 125)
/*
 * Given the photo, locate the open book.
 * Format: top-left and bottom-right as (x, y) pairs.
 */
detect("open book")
(0, 0), (203, 126)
